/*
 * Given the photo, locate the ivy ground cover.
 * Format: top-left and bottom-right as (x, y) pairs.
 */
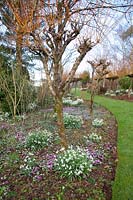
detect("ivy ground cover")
(0, 101), (117, 200)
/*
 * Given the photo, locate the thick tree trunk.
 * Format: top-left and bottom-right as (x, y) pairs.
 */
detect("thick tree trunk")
(90, 91), (94, 114)
(89, 87), (95, 123)
(90, 69), (95, 116)
(16, 32), (23, 73)
(13, 104), (17, 120)
(55, 96), (68, 150)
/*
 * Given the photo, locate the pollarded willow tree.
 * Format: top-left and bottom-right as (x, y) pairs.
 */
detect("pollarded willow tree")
(5, 0), (133, 149)
(28, 0), (101, 149)
(87, 59), (110, 114)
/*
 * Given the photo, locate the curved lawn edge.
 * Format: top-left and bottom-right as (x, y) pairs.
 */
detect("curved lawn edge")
(73, 90), (133, 200)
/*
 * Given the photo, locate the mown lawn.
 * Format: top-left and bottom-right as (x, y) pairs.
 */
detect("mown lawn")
(73, 89), (133, 200)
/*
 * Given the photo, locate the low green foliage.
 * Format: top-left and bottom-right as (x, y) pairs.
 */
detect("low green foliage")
(54, 146), (93, 179)
(0, 112), (10, 121)
(92, 189), (106, 200)
(15, 114), (27, 122)
(0, 185), (9, 200)
(119, 76), (131, 89)
(0, 128), (8, 139)
(63, 113), (83, 129)
(92, 118), (104, 127)
(20, 152), (37, 176)
(7, 152), (20, 167)
(27, 102), (37, 111)
(88, 133), (102, 143)
(0, 135), (17, 154)
(53, 112), (83, 129)
(83, 133), (102, 144)
(25, 129), (53, 150)
(56, 186), (65, 200)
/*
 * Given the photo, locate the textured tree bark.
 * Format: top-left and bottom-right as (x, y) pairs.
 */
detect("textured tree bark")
(16, 31), (23, 73)
(55, 96), (68, 150)
(90, 66), (95, 116)
(90, 90), (94, 115)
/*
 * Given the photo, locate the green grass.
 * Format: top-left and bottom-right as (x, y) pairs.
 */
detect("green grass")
(73, 89), (133, 200)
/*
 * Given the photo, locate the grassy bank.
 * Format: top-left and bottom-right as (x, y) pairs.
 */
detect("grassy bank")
(73, 89), (133, 200)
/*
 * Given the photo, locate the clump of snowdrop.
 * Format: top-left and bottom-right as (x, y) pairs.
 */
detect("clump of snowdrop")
(27, 102), (37, 111)
(84, 133), (102, 143)
(54, 146), (93, 179)
(0, 112), (10, 122)
(63, 113), (83, 129)
(63, 97), (83, 106)
(53, 113), (83, 129)
(92, 118), (104, 127)
(15, 114), (27, 121)
(25, 129), (53, 151)
(89, 133), (102, 143)
(20, 152), (37, 176)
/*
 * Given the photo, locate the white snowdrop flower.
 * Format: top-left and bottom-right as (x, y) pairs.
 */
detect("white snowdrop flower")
(20, 165), (24, 169)
(28, 152), (34, 156)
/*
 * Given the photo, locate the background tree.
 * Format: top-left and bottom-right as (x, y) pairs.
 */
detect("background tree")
(121, 25), (133, 79)
(0, 44), (37, 117)
(0, 44), (13, 112)
(87, 59), (110, 114)
(79, 70), (90, 88)
(119, 76), (131, 90)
